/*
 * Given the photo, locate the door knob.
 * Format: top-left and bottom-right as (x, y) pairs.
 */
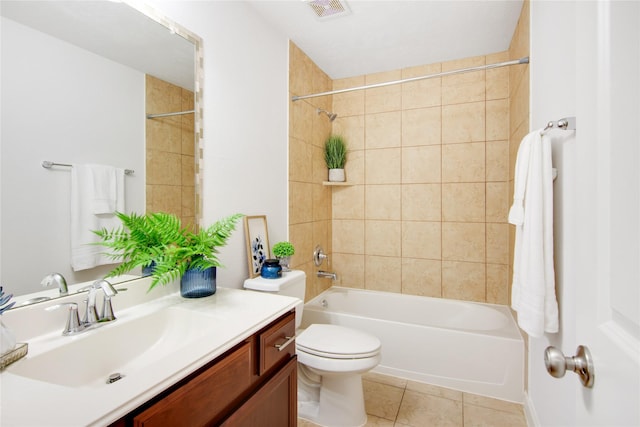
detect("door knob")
(544, 345), (594, 388)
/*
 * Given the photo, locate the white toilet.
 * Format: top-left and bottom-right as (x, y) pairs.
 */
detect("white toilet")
(244, 270), (381, 427)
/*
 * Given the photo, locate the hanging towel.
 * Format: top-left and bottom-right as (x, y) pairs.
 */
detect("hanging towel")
(509, 130), (559, 338)
(91, 165), (118, 214)
(70, 164), (126, 271)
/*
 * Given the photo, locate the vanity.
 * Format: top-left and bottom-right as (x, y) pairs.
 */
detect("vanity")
(0, 277), (299, 426)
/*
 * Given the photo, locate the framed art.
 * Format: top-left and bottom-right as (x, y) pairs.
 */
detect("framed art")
(244, 215), (270, 278)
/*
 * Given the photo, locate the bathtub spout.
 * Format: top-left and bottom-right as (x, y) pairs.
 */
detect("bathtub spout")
(317, 270), (337, 280)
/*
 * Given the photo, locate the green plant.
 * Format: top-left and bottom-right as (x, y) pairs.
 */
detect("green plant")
(272, 241), (295, 258)
(324, 135), (347, 169)
(93, 212), (243, 290)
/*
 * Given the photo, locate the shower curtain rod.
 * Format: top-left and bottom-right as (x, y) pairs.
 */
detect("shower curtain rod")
(146, 109), (195, 119)
(291, 57), (530, 102)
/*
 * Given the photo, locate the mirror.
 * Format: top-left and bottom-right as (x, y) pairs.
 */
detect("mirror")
(0, 1), (203, 300)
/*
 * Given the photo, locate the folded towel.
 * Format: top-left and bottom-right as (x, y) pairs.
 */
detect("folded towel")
(509, 130), (559, 337)
(71, 164), (126, 271)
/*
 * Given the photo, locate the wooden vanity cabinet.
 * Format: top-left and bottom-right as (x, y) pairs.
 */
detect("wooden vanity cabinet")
(110, 310), (296, 427)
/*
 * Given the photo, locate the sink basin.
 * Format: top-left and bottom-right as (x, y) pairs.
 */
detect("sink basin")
(7, 307), (215, 388)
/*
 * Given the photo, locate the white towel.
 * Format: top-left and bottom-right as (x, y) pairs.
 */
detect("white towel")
(91, 165), (118, 214)
(71, 164), (126, 271)
(509, 130), (559, 338)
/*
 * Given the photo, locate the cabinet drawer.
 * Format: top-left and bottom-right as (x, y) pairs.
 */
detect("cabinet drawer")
(133, 341), (252, 427)
(259, 311), (295, 375)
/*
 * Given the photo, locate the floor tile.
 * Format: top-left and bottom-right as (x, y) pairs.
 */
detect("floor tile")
(463, 393), (524, 415)
(364, 414), (396, 426)
(363, 379), (405, 420)
(299, 375), (527, 427)
(396, 390), (463, 427)
(463, 404), (527, 427)
(365, 371), (409, 389)
(406, 381), (463, 401)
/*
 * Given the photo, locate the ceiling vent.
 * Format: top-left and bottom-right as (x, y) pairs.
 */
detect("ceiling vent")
(306, 0), (350, 19)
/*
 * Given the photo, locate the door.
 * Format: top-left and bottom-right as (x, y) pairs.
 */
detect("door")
(574, 0), (640, 424)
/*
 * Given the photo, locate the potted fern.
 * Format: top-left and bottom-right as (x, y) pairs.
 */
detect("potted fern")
(324, 135), (347, 182)
(93, 212), (243, 297)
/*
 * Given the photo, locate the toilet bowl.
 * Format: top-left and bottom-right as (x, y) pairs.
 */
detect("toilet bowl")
(243, 271), (381, 427)
(296, 324), (381, 426)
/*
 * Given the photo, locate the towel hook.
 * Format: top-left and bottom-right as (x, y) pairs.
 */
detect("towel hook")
(542, 117), (576, 134)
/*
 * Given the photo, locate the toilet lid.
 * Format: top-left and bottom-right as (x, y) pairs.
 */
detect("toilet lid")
(296, 324), (381, 359)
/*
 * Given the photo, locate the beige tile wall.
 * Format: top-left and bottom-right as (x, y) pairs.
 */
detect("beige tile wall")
(328, 52), (512, 304)
(289, 43), (334, 300)
(145, 75), (196, 229)
(290, 7), (529, 305)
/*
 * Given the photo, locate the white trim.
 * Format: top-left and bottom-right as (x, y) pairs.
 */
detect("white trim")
(523, 391), (540, 427)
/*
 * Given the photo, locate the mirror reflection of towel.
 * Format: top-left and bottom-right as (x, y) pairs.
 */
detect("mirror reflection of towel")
(70, 164), (125, 271)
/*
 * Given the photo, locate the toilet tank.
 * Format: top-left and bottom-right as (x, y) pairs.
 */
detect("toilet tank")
(243, 270), (306, 328)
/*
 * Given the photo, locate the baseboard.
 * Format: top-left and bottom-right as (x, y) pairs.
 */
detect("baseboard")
(523, 391), (540, 427)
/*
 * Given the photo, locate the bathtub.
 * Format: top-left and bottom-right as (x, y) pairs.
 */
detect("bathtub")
(301, 287), (524, 403)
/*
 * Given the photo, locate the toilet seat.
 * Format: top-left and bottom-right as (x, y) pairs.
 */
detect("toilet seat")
(296, 324), (381, 359)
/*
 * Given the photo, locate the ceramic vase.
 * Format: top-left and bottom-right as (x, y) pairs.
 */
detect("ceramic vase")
(328, 168), (345, 182)
(181, 267), (216, 298)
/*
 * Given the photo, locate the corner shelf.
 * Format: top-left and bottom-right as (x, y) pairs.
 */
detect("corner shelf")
(322, 181), (352, 186)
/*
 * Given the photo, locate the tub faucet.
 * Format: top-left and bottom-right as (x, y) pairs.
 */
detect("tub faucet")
(317, 270), (337, 280)
(41, 272), (68, 296)
(82, 279), (118, 325)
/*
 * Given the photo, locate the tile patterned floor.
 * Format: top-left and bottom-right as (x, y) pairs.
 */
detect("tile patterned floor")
(298, 372), (527, 427)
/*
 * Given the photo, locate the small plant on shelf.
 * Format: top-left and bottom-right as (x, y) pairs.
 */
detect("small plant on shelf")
(324, 135), (347, 170)
(324, 135), (347, 182)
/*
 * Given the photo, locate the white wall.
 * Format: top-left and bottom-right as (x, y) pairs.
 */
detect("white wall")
(528, 1), (578, 425)
(146, 1), (289, 288)
(0, 17), (145, 294)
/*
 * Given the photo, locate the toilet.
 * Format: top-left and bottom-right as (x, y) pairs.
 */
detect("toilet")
(244, 270), (381, 427)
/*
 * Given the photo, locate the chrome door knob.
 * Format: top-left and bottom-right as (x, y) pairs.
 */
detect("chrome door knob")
(544, 345), (595, 388)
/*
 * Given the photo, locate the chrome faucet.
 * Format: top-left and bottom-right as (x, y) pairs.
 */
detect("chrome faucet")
(317, 270), (337, 280)
(47, 280), (118, 336)
(81, 279), (118, 325)
(41, 272), (68, 296)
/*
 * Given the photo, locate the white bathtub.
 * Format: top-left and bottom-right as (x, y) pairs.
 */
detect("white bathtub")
(301, 287), (524, 403)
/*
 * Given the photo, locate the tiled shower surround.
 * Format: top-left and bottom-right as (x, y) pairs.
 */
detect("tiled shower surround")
(145, 75), (196, 229)
(289, 3), (529, 305)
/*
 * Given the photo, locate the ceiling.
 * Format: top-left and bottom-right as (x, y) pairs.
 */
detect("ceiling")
(0, 1), (195, 90)
(246, 0), (524, 80)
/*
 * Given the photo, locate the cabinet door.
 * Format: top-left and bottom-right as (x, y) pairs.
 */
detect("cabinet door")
(133, 341), (253, 427)
(221, 356), (297, 427)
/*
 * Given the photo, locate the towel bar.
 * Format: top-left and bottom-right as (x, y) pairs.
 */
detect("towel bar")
(42, 161), (134, 175)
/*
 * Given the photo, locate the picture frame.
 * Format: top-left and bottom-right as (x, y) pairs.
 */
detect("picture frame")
(244, 215), (270, 278)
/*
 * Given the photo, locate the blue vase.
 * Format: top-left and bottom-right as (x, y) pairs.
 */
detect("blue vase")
(261, 259), (283, 279)
(142, 261), (156, 277)
(180, 267), (216, 298)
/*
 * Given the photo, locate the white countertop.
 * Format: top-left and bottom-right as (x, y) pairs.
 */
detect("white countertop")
(0, 281), (299, 426)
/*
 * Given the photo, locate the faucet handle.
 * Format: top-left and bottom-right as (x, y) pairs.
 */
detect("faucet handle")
(46, 303), (85, 336)
(313, 245), (329, 267)
(101, 296), (116, 322)
(80, 299), (90, 325)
